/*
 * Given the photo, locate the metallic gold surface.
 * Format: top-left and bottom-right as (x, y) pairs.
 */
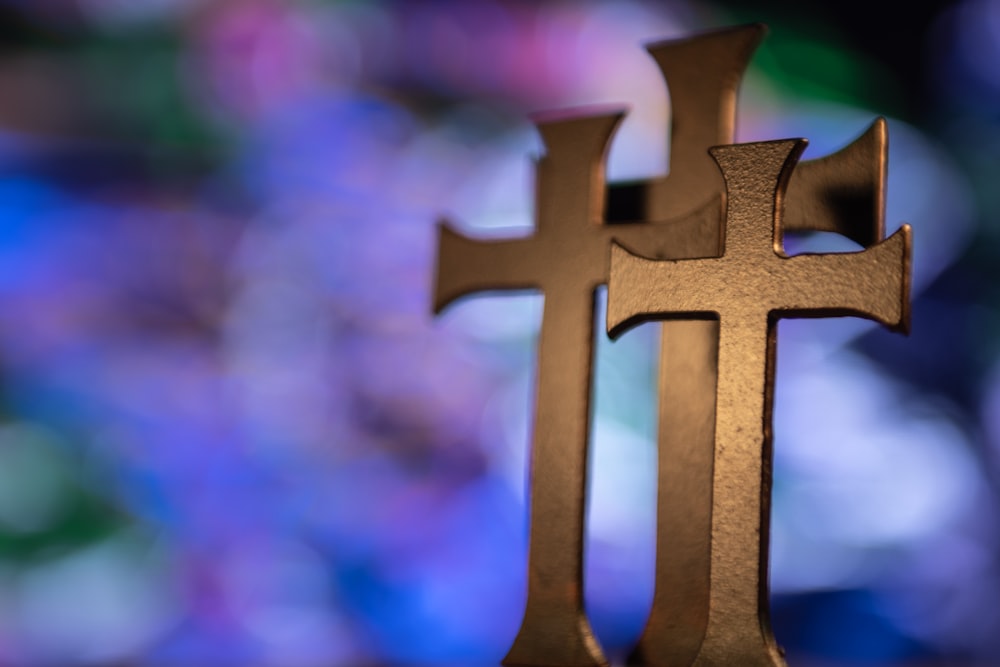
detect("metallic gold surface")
(615, 28), (888, 665)
(629, 119), (887, 667)
(607, 139), (912, 666)
(436, 111), (721, 667)
(434, 24), (891, 667)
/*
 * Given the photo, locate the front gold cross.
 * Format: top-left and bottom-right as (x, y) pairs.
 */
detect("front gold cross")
(607, 138), (911, 666)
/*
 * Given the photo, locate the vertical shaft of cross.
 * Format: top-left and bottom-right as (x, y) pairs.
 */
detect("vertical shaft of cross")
(504, 283), (604, 667)
(645, 319), (718, 665)
(670, 141), (793, 666)
(693, 316), (784, 666)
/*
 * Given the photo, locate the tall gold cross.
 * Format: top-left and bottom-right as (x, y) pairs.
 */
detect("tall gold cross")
(607, 138), (911, 666)
(434, 24), (887, 667)
(610, 28), (886, 667)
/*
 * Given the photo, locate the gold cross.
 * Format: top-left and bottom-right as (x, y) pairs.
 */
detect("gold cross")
(611, 27), (887, 667)
(435, 24), (888, 667)
(607, 138), (911, 666)
(437, 110), (719, 667)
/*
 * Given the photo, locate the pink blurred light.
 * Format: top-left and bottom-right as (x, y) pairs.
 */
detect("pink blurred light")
(186, 1), (330, 122)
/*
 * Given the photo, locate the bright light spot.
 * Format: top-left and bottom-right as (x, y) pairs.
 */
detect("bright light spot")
(588, 418), (656, 547)
(771, 347), (981, 593)
(14, 533), (177, 664)
(440, 293), (542, 342)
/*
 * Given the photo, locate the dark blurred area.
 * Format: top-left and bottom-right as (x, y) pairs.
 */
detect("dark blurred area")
(0, 0), (993, 665)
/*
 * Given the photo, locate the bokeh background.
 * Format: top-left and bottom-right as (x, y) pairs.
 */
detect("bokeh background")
(0, 0), (995, 665)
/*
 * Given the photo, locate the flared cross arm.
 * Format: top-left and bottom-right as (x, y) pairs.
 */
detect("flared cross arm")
(608, 139), (910, 335)
(606, 139), (911, 667)
(434, 112), (623, 314)
(784, 118), (887, 247)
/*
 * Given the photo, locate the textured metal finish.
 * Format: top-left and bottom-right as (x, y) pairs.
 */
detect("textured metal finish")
(436, 111), (720, 667)
(632, 116), (887, 667)
(434, 24), (890, 667)
(607, 139), (912, 666)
